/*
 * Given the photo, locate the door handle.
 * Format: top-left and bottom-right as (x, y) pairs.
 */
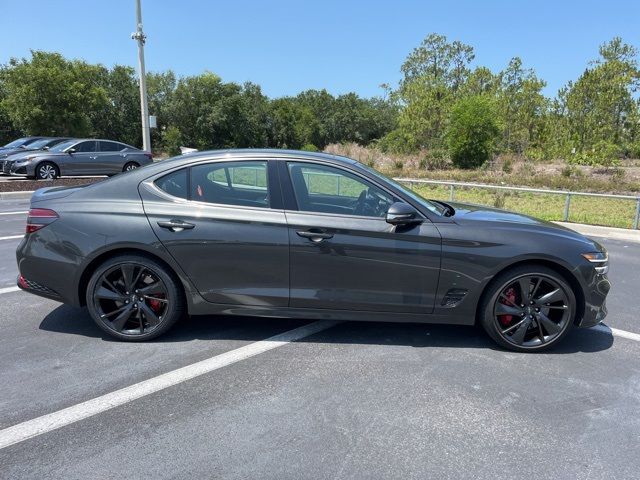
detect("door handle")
(296, 229), (333, 243)
(157, 219), (195, 232)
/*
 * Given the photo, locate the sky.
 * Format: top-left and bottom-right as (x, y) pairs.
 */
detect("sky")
(1, 0), (638, 99)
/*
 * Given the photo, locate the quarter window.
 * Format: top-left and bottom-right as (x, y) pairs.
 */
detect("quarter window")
(287, 162), (393, 217)
(155, 169), (188, 200)
(190, 161), (269, 208)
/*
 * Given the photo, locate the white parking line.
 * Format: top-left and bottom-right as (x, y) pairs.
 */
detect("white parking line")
(0, 286), (20, 295)
(0, 211), (27, 216)
(594, 323), (640, 342)
(0, 235), (23, 241)
(0, 320), (338, 450)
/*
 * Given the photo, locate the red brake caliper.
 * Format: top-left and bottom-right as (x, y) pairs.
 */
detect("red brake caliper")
(498, 287), (517, 326)
(148, 294), (164, 313)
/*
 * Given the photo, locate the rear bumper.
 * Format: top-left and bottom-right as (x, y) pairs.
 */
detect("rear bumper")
(16, 274), (64, 303)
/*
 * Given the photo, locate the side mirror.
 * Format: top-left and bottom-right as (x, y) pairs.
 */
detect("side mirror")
(67, 148), (76, 154)
(386, 202), (422, 226)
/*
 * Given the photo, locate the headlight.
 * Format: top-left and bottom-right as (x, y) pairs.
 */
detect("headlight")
(582, 252), (609, 274)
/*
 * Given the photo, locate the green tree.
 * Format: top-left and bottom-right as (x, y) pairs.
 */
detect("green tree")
(496, 57), (547, 154)
(0, 51), (109, 137)
(447, 95), (500, 168)
(383, 33), (475, 152)
(557, 37), (640, 162)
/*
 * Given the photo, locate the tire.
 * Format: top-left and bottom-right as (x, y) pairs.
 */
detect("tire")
(123, 162), (139, 172)
(479, 264), (576, 352)
(35, 162), (59, 180)
(85, 254), (185, 341)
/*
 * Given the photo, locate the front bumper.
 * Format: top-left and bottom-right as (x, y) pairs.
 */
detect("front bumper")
(578, 274), (611, 328)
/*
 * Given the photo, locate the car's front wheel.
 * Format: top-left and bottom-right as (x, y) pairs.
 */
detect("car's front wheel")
(86, 254), (185, 341)
(479, 265), (576, 352)
(35, 162), (59, 180)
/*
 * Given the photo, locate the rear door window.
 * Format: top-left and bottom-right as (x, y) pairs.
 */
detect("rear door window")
(190, 161), (269, 208)
(99, 141), (125, 152)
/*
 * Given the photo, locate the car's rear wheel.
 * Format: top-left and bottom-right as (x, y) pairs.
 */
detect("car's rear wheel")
(86, 255), (184, 341)
(35, 162), (59, 180)
(123, 162), (139, 172)
(479, 265), (575, 352)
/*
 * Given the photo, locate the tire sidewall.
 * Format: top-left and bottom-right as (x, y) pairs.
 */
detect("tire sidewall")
(85, 255), (183, 341)
(481, 266), (576, 352)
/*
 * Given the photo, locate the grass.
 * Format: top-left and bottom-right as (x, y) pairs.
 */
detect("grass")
(408, 183), (638, 229)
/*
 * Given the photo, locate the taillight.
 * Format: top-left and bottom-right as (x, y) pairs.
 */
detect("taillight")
(145, 152), (153, 160)
(26, 208), (58, 234)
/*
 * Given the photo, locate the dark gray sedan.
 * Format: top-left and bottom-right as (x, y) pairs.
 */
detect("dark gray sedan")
(15, 149), (610, 351)
(3, 138), (153, 179)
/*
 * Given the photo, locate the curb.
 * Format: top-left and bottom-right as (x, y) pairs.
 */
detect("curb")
(0, 191), (33, 200)
(554, 222), (640, 243)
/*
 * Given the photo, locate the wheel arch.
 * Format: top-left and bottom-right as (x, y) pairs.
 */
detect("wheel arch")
(77, 247), (194, 309)
(476, 258), (585, 327)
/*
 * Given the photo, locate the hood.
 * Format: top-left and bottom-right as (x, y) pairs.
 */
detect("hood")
(447, 200), (590, 241)
(0, 147), (32, 159)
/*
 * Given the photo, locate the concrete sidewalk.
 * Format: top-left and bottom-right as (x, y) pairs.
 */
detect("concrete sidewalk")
(555, 222), (640, 242)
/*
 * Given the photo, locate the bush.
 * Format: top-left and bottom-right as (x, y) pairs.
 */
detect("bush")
(446, 95), (500, 169)
(162, 126), (182, 156)
(301, 143), (318, 152)
(568, 140), (621, 167)
(378, 129), (418, 155)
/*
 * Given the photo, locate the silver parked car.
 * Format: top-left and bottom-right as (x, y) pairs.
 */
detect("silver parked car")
(3, 138), (153, 179)
(0, 138), (71, 170)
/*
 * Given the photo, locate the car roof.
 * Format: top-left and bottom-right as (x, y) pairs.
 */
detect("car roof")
(175, 148), (359, 165)
(67, 138), (138, 148)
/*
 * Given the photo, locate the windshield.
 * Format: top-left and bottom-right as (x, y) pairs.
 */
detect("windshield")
(357, 163), (447, 216)
(49, 140), (77, 152)
(24, 138), (52, 150)
(3, 138), (31, 148)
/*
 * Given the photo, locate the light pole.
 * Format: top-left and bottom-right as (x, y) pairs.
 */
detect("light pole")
(132, 0), (151, 152)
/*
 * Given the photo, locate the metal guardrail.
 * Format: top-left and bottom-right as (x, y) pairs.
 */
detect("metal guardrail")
(394, 177), (640, 230)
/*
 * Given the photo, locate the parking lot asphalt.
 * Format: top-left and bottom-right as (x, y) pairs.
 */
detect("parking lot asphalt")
(0, 197), (639, 479)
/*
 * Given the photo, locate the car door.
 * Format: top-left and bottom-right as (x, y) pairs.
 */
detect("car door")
(281, 160), (441, 314)
(139, 159), (289, 307)
(97, 141), (127, 174)
(64, 140), (98, 175)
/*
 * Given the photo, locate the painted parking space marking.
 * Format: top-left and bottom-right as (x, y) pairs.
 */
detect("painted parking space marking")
(0, 286), (20, 295)
(0, 211), (28, 216)
(0, 235), (23, 241)
(0, 320), (339, 450)
(594, 323), (640, 342)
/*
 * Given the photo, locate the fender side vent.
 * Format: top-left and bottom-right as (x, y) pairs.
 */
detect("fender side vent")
(441, 288), (468, 307)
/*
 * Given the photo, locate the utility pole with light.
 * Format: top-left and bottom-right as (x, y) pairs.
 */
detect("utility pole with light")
(132, 0), (151, 152)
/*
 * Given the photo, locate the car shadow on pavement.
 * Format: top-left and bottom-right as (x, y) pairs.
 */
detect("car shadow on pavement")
(39, 304), (614, 354)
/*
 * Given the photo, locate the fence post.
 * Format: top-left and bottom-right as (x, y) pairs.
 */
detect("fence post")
(633, 198), (640, 230)
(563, 193), (571, 222)
(449, 184), (455, 201)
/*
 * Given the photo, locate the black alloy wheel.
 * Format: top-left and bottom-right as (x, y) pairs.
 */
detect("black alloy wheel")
(480, 265), (575, 352)
(86, 255), (184, 340)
